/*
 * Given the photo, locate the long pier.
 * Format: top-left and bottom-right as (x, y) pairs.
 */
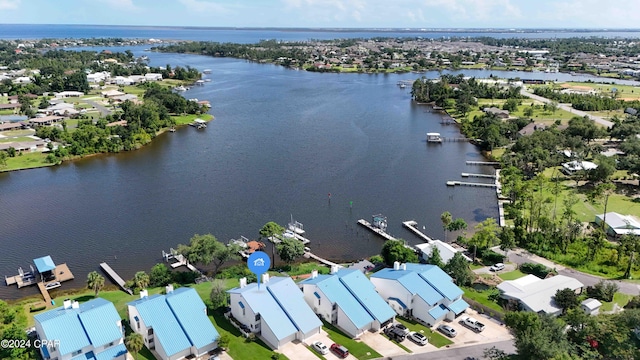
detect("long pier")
(100, 262), (133, 295)
(37, 283), (52, 306)
(304, 251), (343, 269)
(466, 161), (500, 166)
(357, 219), (396, 241)
(461, 172), (496, 179)
(446, 181), (497, 188)
(402, 220), (433, 242)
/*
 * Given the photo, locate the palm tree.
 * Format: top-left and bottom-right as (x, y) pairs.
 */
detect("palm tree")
(125, 332), (144, 360)
(133, 271), (149, 291)
(86, 271), (105, 297)
(440, 211), (452, 242)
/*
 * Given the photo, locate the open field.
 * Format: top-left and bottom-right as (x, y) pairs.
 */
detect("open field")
(557, 82), (640, 100)
(456, 98), (576, 125)
(600, 293), (634, 312)
(172, 113), (214, 125)
(1, 152), (53, 172)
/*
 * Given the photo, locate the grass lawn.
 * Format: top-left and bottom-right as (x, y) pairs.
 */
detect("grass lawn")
(323, 321), (382, 359)
(0, 109), (15, 115)
(395, 317), (453, 348)
(1, 152), (53, 172)
(557, 82), (640, 100)
(455, 99), (575, 126)
(211, 311), (288, 360)
(461, 286), (504, 314)
(171, 113), (214, 126)
(498, 269), (526, 281)
(137, 346), (157, 360)
(0, 136), (36, 143)
(122, 85), (147, 96)
(600, 293), (634, 312)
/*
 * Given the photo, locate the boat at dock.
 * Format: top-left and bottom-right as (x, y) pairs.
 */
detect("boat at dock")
(190, 118), (207, 129)
(203, 69), (212, 74)
(426, 132), (443, 143)
(195, 79), (205, 86)
(169, 126), (176, 132)
(357, 214), (395, 241)
(288, 215), (305, 235)
(174, 85), (187, 92)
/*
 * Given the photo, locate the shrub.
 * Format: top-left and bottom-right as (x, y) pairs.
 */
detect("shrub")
(172, 271), (198, 284)
(29, 304), (46, 312)
(519, 262), (550, 278)
(586, 280), (618, 302)
(480, 249), (505, 264)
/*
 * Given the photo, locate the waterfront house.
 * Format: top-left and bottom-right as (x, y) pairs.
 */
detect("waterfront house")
(145, 73), (163, 81)
(127, 286), (220, 360)
(28, 115), (65, 127)
(561, 160), (598, 175)
(299, 268), (395, 338)
(497, 274), (584, 316)
(370, 262), (469, 327)
(595, 212), (640, 237)
(518, 122), (547, 137)
(483, 107), (510, 119)
(415, 241), (471, 264)
(34, 298), (127, 360)
(228, 275), (322, 349)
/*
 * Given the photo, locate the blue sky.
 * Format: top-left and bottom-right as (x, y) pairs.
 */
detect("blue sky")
(0, 0), (639, 29)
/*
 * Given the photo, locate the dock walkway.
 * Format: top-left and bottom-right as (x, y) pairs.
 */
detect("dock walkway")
(37, 283), (52, 306)
(304, 251), (343, 269)
(100, 262), (133, 295)
(466, 161), (500, 166)
(446, 181), (497, 188)
(162, 249), (201, 273)
(461, 172), (496, 179)
(402, 220), (433, 243)
(357, 219), (397, 241)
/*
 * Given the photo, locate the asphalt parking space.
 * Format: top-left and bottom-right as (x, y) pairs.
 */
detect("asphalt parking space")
(359, 331), (407, 357)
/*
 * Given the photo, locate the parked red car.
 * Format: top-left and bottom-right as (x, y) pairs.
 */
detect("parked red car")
(330, 343), (349, 358)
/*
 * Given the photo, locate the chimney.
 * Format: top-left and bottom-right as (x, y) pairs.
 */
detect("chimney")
(165, 284), (174, 294)
(393, 261), (400, 270)
(140, 289), (148, 299)
(71, 301), (79, 309)
(63, 299), (72, 309)
(401, 263), (407, 271)
(262, 273), (270, 283)
(311, 270), (318, 279)
(240, 277), (247, 288)
(330, 265), (339, 274)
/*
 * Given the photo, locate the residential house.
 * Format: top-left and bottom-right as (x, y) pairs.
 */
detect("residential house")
(518, 123), (547, 137)
(55, 91), (84, 98)
(370, 262), (469, 327)
(497, 274), (584, 316)
(34, 298), (127, 360)
(0, 103), (21, 113)
(581, 298), (602, 315)
(415, 241), (471, 264)
(299, 268), (395, 338)
(145, 73), (163, 81)
(483, 107), (510, 119)
(0, 122), (24, 131)
(595, 212), (640, 237)
(561, 160), (598, 175)
(228, 275), (322, 349)
(102, 90), (126, 98)
(127, 286), (220, 360)
(28, 115), (65, 127)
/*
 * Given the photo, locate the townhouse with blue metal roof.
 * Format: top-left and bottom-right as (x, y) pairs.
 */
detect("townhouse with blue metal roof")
(370, 262), (469, 327)
(127, 286), (219, 360)
(34, 298), (127, 360)
(299, 268), (395, 338)
(227, 275), (322, 350)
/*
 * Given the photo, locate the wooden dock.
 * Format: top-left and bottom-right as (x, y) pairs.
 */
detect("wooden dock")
(446, 181), (497, 188)
(357, 219), (396, 241)
(402, 220), (434, 242)
(461, 173), (496, 179)
(100, 262), (133, 295)
(162, 249), (201, 273)
(304, 251), (343, 269)
(465, 161), (500, 166)
(37, 283), (52, 306)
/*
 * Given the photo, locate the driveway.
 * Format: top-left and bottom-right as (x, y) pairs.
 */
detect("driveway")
(473, 263), (516, 275)
(494, 247), (640, 295)
(520, 88), (613, 128)
(301, 331), (358, 360)
(359, 331), (407, 357)
(279, 340), (323, 360)
(84, 99), (113, 116)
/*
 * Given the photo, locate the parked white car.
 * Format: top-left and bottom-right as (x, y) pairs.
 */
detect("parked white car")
(490, 263), (505, 271)
(409, 331), (428, 345)
(312, 341), (329, 355)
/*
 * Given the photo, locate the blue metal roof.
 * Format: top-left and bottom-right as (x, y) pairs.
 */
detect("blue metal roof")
(34, 255), (56, 273)
(128, 294), (192, 357)
(405, 264), (463, 300)
(312, 276), (374, 329)
(447, 298), (469, 315)
(336, 269), (395, 324)
(228, 281), (298, 341)
(266, 277), (321, 335)
(299, 274), (332, 285)
(35, 305), (90, 356)
(71, 351), (96, 360)
(94, 344), (128, 360)
(77, 298), (123, 348)
(428, 304), (449, 320)
(388, 297), (407, 309)
(165, 288), (220, 350)
(371, 268), (443, 306)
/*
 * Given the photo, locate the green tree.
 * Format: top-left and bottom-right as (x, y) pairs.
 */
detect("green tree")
(499, 227), (516, 259)
(381, 240), (418, 266)
(218, 333), (230, 350)
(209, 279), (228, 309)
(441, 211), (452, 241)
(469, 218), (500, 261)
(589, 155), (616, 184)
(259, 221), (285, 240)
(523, 106), (534, 117)
(149, 263), (172, 287)
(132, 271), (150, 291)
(444, 252), (474, 286)
(176, 233), (240, 277)
(447, 218), (468, 234)
(505, 311), (573, 360)
(503, 98), (520, 112)
(0, 151), (7, 168)
(554, 288), (580, 313)
(86, 271), (105, 297)
(276, 237), (305, 264)
(125, 332), (144, 360)
(428, 247), (444, 268)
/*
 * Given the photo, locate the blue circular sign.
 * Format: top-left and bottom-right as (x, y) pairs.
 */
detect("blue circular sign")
(247, 251), (271, 277)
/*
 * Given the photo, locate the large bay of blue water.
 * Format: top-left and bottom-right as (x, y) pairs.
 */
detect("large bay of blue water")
(0, 25), (636, 299)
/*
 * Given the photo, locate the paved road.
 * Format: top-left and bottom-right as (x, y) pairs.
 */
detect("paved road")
(84, 99), (112, 116)
(384, 340), (515, 360)
(520, 89), (614, 128)
(500, 247), (640, 295)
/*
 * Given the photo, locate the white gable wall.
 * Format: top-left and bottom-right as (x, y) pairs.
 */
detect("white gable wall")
(301, 284), (334, 323)
(370, 277), (413, 311)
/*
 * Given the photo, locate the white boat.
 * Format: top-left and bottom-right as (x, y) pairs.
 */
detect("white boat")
(195, 80), (205, 86)
(204, 79), (212, 82)
(427, 132), (443, 143)
(288, 215), (305, 235)
(174, 85), (187, 92)
(399, 83), (406, 88)
(203, 69), (212, 74)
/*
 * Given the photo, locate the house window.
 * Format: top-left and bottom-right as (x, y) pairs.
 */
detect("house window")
(255, 314), (261, 321)
(332, 303), (337, 310)
(148, 328), (154, 336)
(318, 298), (321, 306)
(243, 308), (245, 316)
(72, 350), (82, 356)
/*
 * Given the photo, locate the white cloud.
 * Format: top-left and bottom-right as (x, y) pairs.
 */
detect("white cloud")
(178, 0), (229, 13)
(422, 0), (522, 23)
(0, 0), (20, 10)
(543, 0), (640, 28)
(281, 0), (367, 24)
(98, 0), (139, 12)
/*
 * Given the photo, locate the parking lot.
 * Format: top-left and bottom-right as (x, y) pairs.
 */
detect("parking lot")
(279, 331), (358, 360)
